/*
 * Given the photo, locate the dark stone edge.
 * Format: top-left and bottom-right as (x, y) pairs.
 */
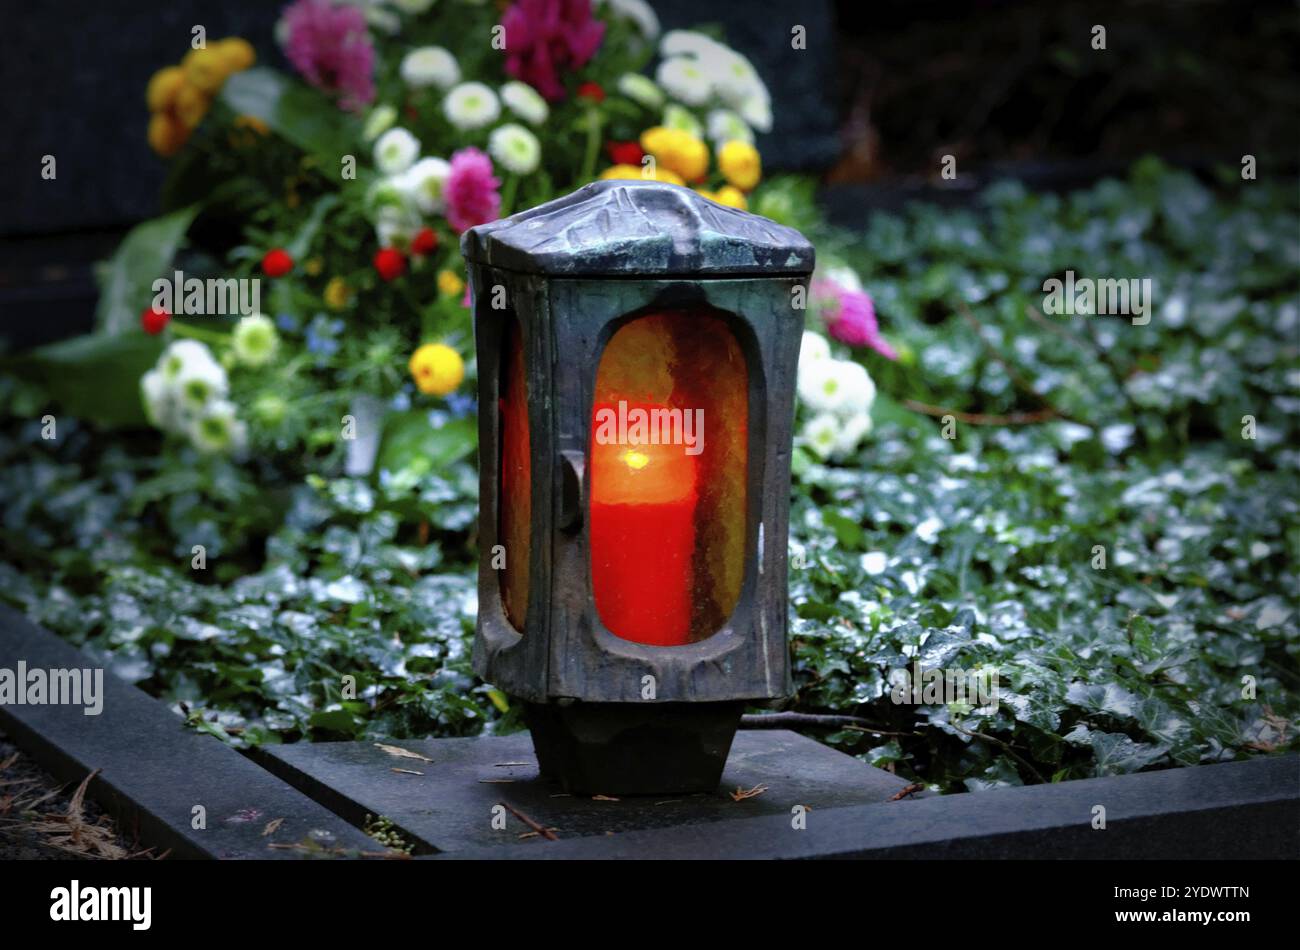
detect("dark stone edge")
(0, 606), (378, 860)
(431, 754), (1300, 860)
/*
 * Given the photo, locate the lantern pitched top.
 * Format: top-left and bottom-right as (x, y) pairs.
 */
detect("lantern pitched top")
(461, 179), (815, 278)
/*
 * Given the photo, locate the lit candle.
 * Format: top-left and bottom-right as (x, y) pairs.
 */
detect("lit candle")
(590, 404), (698, 646)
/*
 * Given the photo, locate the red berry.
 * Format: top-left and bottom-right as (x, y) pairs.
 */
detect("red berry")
(577, 82), (605, 103)
(607, 140), (644, 166)
(373, 247), (406, 281)
(411, 227), (438, 256)
(262, 248), (293, 277)
(141, 306), (170, 335)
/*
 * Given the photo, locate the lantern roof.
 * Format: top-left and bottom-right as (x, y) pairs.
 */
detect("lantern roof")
(461, 179), (815, 278)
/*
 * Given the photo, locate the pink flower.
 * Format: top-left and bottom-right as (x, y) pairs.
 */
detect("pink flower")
(280, 0), (376, 112)
(501, 0), (605, 101)
(814, 279), (898, 360)
(445, 148), (502, 234)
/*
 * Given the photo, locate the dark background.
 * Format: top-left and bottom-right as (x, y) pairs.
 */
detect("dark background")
(1, 0), (1297, 345)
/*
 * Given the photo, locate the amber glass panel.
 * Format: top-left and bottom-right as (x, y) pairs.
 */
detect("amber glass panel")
(499, 319), (530, 632)
(590, 309), (748, 646)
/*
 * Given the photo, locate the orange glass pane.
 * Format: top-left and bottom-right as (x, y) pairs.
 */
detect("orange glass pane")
(499, 319), (530, 632)
(590, 310), (748, 646)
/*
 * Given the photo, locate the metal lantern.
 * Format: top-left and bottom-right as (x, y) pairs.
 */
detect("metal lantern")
(463, 179), (814, 794)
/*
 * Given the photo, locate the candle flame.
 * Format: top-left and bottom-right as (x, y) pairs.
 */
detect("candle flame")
(622, 449), (650, 470)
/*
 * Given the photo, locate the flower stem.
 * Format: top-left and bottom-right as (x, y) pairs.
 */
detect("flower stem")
(580, 105), (603, 183)
(500, 174), (519, 217)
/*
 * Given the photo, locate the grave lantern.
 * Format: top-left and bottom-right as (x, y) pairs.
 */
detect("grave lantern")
(463, 179), (814, 794)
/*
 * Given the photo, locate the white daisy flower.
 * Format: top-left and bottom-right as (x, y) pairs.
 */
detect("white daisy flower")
(373, 127), (421, 175)
(801, 412), (840, 460)
(489, 123), (541, 175)
(174, 349), (229, 414)
(832, 411), (873, 459)
(231, 313), (280, 368)
(400, 46), (460, 89)
(397, 156), (452, 214)
(837, 360), (877, 416)
(798, 357), (872, 415)
(443, 82), (500, 130)
(660, 29), (723, 59)
(798, 331), (831, 378)
(374, 203), (421, 248)
(188, 399), (248, 455)
(739, 86), (773, 133)
(157, 339), (220, 387)
(362, 104), (398, 142)
(706, 109), (753, 146)
(700, 47), (763, 108)
(656, 56), (713, 107)
(500, 81), (549, 125)
(140, 368), (178, 432)
(617, 73), (664, 110)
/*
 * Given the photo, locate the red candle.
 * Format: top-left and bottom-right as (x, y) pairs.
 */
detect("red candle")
(589, 408), (698, 646)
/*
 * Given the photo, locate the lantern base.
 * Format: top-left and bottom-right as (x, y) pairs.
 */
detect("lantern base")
(522, 700), (744, 796)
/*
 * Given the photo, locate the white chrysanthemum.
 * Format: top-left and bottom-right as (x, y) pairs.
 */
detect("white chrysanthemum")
(706, 109), (753, 146)
(374, 203), (421, 248)
(400, 46), (460, 89)
(798, 357), (872, 415)
(443, 82), (500, 130)
(489, 123), (541, 175)
(662, 103), (703, 137)
(832, 411), (873, 459)
(608, 0), (660, 39)
(140, 368), (178, 432)
(374, 127), (421, 175)
(500, 81), (549, 125)
(188, 399), (248, 455)
(157, 339), (220, 387)
(231, 313), (280, 368)
(837, 360), (877, 416)
(802, 412), (840, 460)
(656, 56), (713, 107)
(700, 46), (764, 108)
(738, 86), (772, 133)
(822, 264), (864, 293)
(173, 347), (229, 414)
(660, 29), (723, 59)
(362, 104), (398, 142)
(397, 156), (452, 214)
(798, 331), (831, 378)
(617, 73), (663, 110)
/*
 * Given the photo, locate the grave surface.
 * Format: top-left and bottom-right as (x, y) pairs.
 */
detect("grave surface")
(260, 729), (912, 853)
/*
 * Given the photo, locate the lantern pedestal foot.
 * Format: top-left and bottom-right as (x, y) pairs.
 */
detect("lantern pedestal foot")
(522, 700), (744, 796)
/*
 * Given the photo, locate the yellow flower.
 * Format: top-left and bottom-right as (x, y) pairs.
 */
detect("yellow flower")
(174, 83), (211, 129)
(303, 257), (324, 277)
(214, 37), (256, 73)
(182, 46), (230, 94)
(718, 140), (762, 192)
(409, 343), (466, 397)
(438, 270), (465, 298)
(639, 127), (708, 183)
(714, 185), (748, 210)
(639, 126), (674, 156)
(146, 66), (186, 112)
(601, 163), (643, 181)
(694, 187), (718, 202)
(652, 167), (685, 186)
(147, 113), (188, 157)
(324, 277), (352, 310)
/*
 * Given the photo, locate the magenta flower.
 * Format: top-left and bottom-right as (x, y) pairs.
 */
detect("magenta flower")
(445, 148), (502, 234)
(280, 0), (376, 112)
(501, 0), (606, 101)
(814, 278), (898, 360)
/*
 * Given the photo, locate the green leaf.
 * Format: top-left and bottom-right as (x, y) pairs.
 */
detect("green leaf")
(377, 412), (477, 475)
(287, 194), (341, 260)
(95, 205), (202, 334)
(219, 67), (358, 158)
(6, 332), (164, 427)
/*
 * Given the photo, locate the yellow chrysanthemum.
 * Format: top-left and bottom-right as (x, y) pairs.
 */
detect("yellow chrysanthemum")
(639, 126), (674, 156)
(652, 167), (685, 186)
(182, 46), (230, 94)
(600, 163), (643, 181)
(714, 185), (748, 210)
(718, 140), (762, 192)
(409, 343), (465, 397)
(438, 270), (465, 298)
(148, 113), (188, 157)
(323, 277), (352, 310)
(174, 83), (211, 129)
(146, 66), (186, 112)
(638, 126), (708, 183)
(214, 37), (256, 73)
